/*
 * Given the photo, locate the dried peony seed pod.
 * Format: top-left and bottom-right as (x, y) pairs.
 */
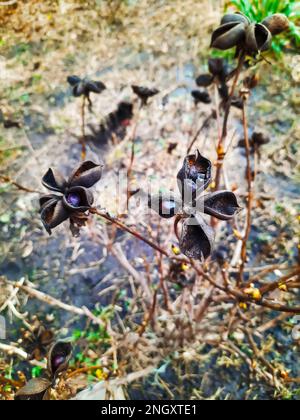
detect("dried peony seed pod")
(148, 193), (181, 219)
(132, 85), (160, 106)
(196, 74), (214, 87)
(147, 151), (241, 261)
(251, 132), (271, 146)
(177, 150), (212, 203)
(67, 76), (106, 98)
(244, 74), (259, 90)
(47, 340), (72, 379)
(202, 191), (242, 220)
(211, 22), (247, 51)
(220, 12), (250, 26)
(179, 215), (215, 260)
(245, 23), (272, 53)
(262, 14), (290, 36)
(39, 161), (102, 235)
(208, 58), (227, 78)
(191, 90), (211, 105)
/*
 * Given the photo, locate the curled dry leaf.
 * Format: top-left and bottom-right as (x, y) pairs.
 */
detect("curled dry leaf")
(15, 378), (52, 401)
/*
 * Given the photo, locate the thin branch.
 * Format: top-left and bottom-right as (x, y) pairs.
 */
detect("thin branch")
(260, 268), (300, 296)
(91, 208), (170, 258)
(0, 1), (18, 5)
(214, 53), (245, 190)
(73, 366), (155, 400)
(192, 262), (300, 315)
(0, 343), (46, 368)
(138, 289), (158, 337)
(127, 108), (141, 193)
(186, 112), (213, 155)
(80, 96), (87, 160)
(12, 282), (105, 327)
(0, 175), (41, 194)
(91, 210), (300, 315)
(111, 242), (152, 303)
(238, 94), (252, 285)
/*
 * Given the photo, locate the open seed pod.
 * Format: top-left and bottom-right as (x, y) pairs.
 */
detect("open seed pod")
(179, 214), (215, 260)
(40, 161), (102, 235)
(211, 22), (247, 50)
(252, 131), (270, 146)
(47, 340), (72, 379)
(262, 14), (290, 36)
(67, 76), (106, 98)
(42, 168), (67, 193)
(15, 378), (52, 401)
(196, 74), (214, 87)
(208, 58), (228, 80)
(148, 193), (182, 219)
(191, 90), (211, 105)
(245, 23), (272, 53)
(20, 323), (54, 361)
(39, 197), (70, 235)
(202, 191), (241, 221)
(132, 85), (160, 106)
(177, 150), (212, 203)
(62, 186), (94, 212)
(221, 12), (250, 26)
(67, 161), (103, 189)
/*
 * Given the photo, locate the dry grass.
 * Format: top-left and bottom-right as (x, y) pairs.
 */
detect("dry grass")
(0, 0), (299, 401)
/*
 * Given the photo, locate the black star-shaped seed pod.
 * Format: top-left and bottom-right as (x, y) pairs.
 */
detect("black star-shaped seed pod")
(132, 85), (160, 106)
(67, 76), (106, 107)
(39, 161), (102, 236)
(196, 58), (230, 88)
(15, 341), (72, 401)
(211, 12), (290, 55)
(191, 89), (211, 105)
(148, 151), (241, 260)
(19, 319), (54, 361)
(196, 57), (243, 110)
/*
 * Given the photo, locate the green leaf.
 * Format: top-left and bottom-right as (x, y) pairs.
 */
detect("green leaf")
(71, 329), (83, 340)
(31, 366), (43, 378)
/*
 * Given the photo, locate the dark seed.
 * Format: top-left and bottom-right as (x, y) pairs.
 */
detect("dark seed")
(53, 355), (65, 370)
(67, 193), (81, 207)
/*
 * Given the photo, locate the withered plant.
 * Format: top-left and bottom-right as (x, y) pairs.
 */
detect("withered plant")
(2, 7), (299, 401)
